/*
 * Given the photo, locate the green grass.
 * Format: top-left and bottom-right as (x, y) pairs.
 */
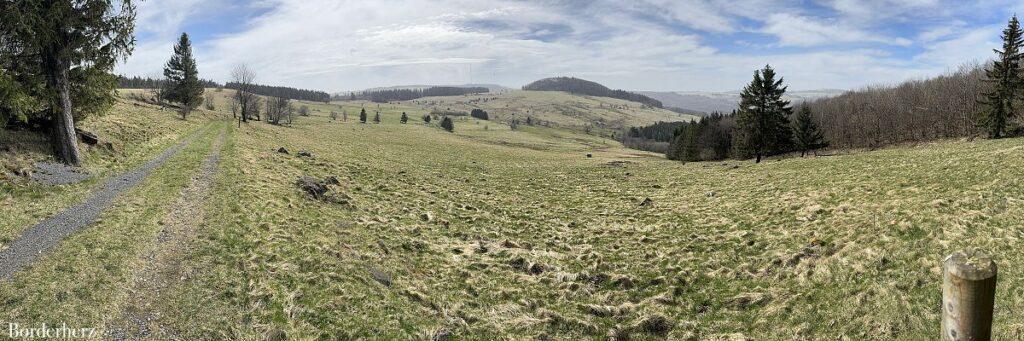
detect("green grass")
(2, 90), (1023, 339)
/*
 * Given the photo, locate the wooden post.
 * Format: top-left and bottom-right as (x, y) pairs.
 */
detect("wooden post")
(942, 250), (997, 341)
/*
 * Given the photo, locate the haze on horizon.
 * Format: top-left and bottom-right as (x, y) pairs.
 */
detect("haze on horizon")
(116, 0), (1022, 92)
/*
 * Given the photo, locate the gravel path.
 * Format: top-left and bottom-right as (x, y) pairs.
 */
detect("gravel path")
(31, 161), (92, 185)
(106, 131), (225, 340)
(0, 135), (197, 280)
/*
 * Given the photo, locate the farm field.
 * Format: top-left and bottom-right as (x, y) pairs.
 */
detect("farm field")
(2, 90), (1024, 339)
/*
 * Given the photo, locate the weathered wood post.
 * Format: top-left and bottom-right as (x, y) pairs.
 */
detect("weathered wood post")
(942, 250), (997, 341)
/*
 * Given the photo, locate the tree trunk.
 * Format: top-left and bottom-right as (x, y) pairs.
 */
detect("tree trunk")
(45, 48), (81, 166)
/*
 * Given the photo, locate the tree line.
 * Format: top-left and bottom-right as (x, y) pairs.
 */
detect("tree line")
(117, 75), (220, 89)
(522, 77), (664, 108)
(356, 86), (489, 103)
(224, 82), (330, 103)
(626, 65), (827, 163)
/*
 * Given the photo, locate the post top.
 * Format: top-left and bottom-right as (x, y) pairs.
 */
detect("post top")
(944, 250), (997, 280)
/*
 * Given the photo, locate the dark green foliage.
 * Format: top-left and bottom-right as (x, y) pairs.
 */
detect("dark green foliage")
(440, 116), (454, 132)
(360, 86), (488, 102)
(400, 112), (408, 124)
(627, 122), (686, 142)
(793, 104), (828, 156)
(735, 65), (793, 163)
(224, 82), (329, 102)
(981, 15), (1024, 138)
(522, 77), (663, 108)
(0, 0), (137, 165)
(471, 108), (489, 120)
(423, 114), (432, 123)
(117, 75), (219, 89)
(163, 33), (204, 119)
(664, 112), (734, 162)
(373, 112), (381, 123)
(359, 108), (367, 123)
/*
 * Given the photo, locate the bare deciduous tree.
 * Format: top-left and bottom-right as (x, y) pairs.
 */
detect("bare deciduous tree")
(230, 63), (257, 124)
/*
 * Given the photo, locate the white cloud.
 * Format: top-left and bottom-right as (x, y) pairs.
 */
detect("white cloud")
(762, 13), (912, 47)
(113, 0), (1007, 92)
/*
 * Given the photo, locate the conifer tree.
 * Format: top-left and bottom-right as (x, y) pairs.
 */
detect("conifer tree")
(373, 112), (381, 123)
(735, 64), (793, 163)
(981, 15), (1024, 138)
(423, 114), (432, 123)
(793, 104), (828, 157)
(440, 116), (454, 132)
(400, 112), (408, 123)
(359, 108), (367, 123)
(163, 32), (204, 119)
(2, 0), (137, 165)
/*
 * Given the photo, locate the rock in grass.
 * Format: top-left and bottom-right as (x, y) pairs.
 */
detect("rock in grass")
(277, 147), (289, 154)
(296, 176), (329, 199)
(586, 153), (593, 158)
(297, 150), (313, 157)
(639, 197), (653, 207)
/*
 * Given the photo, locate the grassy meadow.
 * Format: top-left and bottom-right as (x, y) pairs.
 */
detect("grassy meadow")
(2, 89), (1024, 339)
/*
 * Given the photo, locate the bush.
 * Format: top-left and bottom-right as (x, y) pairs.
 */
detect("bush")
(423, 115), (432, 123)
(440, 117), (454, 132)
(471, 108), (489, 120)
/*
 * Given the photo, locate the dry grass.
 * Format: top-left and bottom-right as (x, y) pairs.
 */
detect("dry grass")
(2, 89), (1024, 339)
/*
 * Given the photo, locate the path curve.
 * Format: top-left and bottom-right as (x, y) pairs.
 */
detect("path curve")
(0, 133), (199, 280)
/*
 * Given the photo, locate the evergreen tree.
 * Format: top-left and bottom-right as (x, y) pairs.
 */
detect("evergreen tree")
(981, 15), (1024, 138)
(163, 32), (204, 119)
(400, 112), (408, 123)
(1, 0), (137, 165)
(793, 104), (828, 157)
(373, 112), (381, 123)
(423, 114), (432, 123)
(735, 65), (793, 163)
(440, 116), (454, 132)
(359, 108), (367, 123)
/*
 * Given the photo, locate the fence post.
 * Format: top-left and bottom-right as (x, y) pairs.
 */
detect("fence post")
(942, 250), (997, 341)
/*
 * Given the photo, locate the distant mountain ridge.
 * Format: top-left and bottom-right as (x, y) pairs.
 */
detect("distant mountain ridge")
(640, 89), (846, 115)
(523, 77), (664, 108)
(342, 84), (512, 95)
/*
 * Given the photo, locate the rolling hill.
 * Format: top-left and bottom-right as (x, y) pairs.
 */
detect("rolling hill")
(397, 90), (699, 134)
(523, 77), (664, 108)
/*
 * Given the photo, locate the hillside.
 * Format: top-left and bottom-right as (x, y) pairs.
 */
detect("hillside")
(398, 90), (698, 134)
(641, 89), (846, 114)
(3, 91), (1023, 339)
(523, 77), (664, 108)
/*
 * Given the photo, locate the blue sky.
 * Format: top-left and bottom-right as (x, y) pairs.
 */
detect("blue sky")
(115, 0), (1024, 92)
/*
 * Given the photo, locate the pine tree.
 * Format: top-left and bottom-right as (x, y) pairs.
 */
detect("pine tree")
(373, 112), (381, 123)
(981, 15), (1024, 139)
(163, 33), (204, 119)
(423, 114), (432, 123)
(2, 0), (137, 165)
(793, 104), (828, 157)
(400, 112), (408, 123)
(735, 65), (793, 163)
(359, 108), (367, 123)
(440, 116), (454, 132)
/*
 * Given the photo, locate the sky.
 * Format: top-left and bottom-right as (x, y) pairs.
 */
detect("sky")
(114, 0), (1024, 92)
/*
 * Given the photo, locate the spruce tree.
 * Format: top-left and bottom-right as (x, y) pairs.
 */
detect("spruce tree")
(793, 104), (828, 157)
(373, 112), (381, 123)
(400, 112), (408, 123)
(163, 32), (204, 119)
(423, 114), (432, 123)
(981, 15), (1024, 139)
(735, 65), (793, 163)
(359, 108), (367, 123)
(2, 0), (137, 165)
(440, 116), (454, 132)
